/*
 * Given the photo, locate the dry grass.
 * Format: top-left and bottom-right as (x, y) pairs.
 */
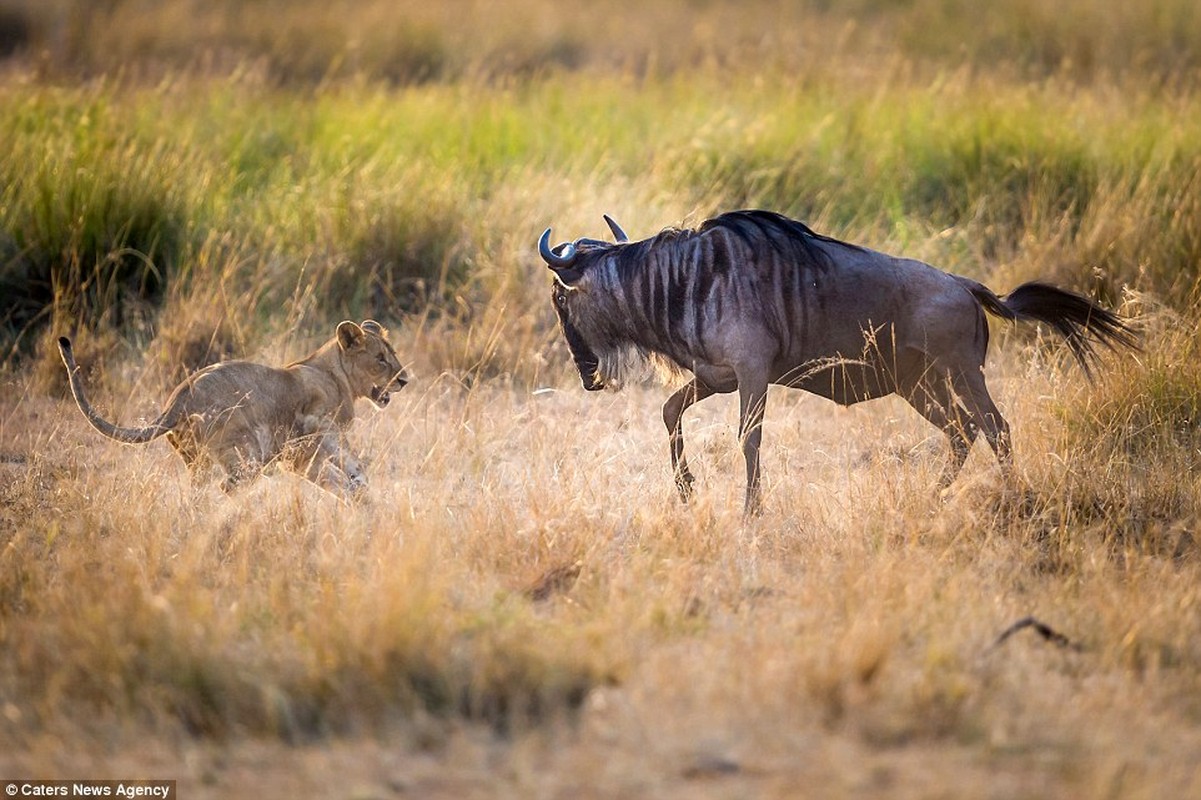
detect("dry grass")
(3, 329), (1201, 796)
(2, 0), (1201, 796)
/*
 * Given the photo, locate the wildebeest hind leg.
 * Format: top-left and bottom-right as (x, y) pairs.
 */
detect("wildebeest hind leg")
(662, 378), (720, 501)
(954, 370), (1012, 478)
(903, 373), (977, 489)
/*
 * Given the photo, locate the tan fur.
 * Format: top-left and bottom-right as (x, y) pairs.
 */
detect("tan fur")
(57, 320), (409, 500)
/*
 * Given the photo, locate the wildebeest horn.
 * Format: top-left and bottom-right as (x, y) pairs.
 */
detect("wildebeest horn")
(539, 228), (577, 268)
(603, 214), (629, 243)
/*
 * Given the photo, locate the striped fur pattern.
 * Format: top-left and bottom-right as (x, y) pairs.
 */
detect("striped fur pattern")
(541, 210), (1138, 514)
(551, 214), (856, 389)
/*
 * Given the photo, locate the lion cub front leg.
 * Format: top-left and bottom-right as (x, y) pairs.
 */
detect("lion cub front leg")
(315, 449), (368, 500)
(289, 415), (369, 501)
(309, 436), (369, 502)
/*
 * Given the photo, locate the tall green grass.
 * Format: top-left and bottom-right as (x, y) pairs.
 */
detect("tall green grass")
(3, 70), (1200, 376)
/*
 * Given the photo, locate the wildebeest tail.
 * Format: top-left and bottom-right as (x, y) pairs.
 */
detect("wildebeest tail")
(58, 336), (180, 443)
(955, 277), (1139, 380)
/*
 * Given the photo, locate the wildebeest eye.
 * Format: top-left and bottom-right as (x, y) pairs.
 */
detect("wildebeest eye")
(555, 292), (568, 307)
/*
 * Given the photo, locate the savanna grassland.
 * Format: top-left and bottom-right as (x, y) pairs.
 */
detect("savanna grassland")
(3, 1), (1201, 797)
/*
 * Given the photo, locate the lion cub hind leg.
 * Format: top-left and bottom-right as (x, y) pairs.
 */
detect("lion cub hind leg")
(166, 417), (216, 484)
(210, 425), (273, 493)
(216, 450), (266, 493)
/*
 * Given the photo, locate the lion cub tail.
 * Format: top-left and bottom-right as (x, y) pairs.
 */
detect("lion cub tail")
(58, 337), (179, 445)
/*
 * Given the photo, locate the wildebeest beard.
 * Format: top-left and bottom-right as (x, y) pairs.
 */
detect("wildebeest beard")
(554, 300), (604, 391)
(554, 295), (683, 391)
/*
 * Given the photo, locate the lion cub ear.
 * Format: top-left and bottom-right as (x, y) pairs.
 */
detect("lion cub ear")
(361, 319), (387, 337)
(336, 320), (365, 350)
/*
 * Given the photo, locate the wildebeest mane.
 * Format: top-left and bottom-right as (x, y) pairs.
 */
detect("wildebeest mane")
(701, 209), (864, 265)
(601, 209), (863, 281)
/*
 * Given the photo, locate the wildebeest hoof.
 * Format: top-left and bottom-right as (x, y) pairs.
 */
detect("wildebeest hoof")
(675, 476), (696, 503)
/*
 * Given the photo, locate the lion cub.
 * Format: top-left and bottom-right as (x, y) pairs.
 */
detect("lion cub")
(58, 320), (409, 500)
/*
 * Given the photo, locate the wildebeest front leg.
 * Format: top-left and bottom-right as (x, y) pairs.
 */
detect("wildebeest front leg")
(736, 369), (770, 516)
(662, 378), (719, 501)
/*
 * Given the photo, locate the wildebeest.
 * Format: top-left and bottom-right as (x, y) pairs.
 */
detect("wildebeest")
(539, 210), (1137, 514)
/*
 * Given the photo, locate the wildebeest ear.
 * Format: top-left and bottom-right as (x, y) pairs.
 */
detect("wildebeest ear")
(361, 319), (387, 337)
(550, 266), (584, 287)
(336, 320), (365, 349)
